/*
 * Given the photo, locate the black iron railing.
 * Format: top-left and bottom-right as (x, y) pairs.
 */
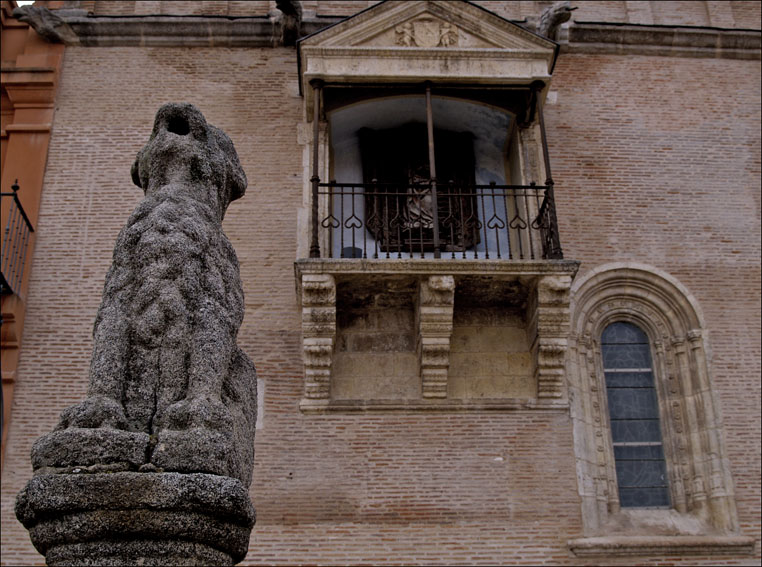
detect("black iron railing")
(315, 181), (563, 260)
(1, 181), (35, 296)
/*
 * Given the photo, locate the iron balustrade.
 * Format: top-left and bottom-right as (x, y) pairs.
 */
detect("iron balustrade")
(314, 181), (563, 260)
(1, 181), (35, 296)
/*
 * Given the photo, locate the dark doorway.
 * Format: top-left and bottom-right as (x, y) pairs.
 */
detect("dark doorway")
(358, 123), (479, 252)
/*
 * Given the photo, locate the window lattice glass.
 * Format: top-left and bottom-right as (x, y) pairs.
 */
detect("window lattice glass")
(602, 322), (670, 508)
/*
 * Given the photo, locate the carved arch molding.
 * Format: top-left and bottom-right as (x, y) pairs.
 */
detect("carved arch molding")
(567, 263), (742, 540)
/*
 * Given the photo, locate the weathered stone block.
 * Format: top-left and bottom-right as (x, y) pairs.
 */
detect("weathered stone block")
(448, 374), (536, 399)
(348, 331), (416, 352)
(450, 326), (529, 353)
(31, 428), (149, 471)
(332, 351), (418, 399)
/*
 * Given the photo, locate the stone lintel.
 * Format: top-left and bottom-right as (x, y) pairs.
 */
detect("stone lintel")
(302, 399), (568, 413)
(300, 47), (553, 91)
(295, 258), (579, 282)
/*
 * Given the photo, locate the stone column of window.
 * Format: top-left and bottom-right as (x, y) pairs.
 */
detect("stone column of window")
(672, 335), (710, 513)
(567, 330), (611, 528)
(300, 273), (336, 409)
(418, 275), (455, 399)
(687, 329), (738, 532)
(654, 338), (689, 515)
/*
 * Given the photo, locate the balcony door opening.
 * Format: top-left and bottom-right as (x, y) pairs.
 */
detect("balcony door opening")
(328, 95), (523, 259)
(358, 122), (478, 254)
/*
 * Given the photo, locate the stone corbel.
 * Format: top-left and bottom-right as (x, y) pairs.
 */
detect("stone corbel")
(300, 273), (336, 410)
(533, 274), (572, 400)
(418, 275), (455, 399)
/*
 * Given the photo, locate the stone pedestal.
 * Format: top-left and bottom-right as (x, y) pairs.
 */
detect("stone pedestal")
(16, 472), (255, 566)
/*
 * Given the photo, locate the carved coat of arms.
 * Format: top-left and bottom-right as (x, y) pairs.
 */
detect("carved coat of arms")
(395, 17), (459, 47)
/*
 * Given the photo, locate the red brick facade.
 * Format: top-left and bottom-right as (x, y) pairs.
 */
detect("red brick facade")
(1, 1), (759, 565)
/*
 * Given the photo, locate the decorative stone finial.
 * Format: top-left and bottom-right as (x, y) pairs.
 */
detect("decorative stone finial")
(16, 103), (257, 566)
(275, 0), (303, 46)
(536, 1), (577, 40)
(12, 5), (80, 45)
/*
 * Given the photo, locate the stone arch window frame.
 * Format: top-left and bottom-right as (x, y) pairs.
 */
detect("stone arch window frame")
(568, 263), (741, 538)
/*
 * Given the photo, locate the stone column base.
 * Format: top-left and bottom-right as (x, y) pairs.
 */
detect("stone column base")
(16, 471), (255, 566)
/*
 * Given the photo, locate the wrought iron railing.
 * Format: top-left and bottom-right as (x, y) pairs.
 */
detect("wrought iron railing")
(314, 181), (563, 260)
(1, 181), (35, 296)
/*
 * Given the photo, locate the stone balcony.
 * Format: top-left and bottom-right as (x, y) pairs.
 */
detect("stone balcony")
(295, 174), (578, 412)
(295, 257), (578, 412)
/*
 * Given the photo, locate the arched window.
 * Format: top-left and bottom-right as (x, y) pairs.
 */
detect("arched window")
(601, 321), (669, 508)
(567, 264), (752, 556)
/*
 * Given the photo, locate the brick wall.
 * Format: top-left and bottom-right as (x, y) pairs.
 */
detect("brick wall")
(1, 5), (760, 567)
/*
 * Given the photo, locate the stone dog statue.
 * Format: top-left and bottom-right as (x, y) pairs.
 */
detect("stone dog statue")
(31, 103), (257, 486)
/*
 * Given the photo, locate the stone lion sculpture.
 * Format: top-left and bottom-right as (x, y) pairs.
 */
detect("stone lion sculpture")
(32, 103), (257, 486)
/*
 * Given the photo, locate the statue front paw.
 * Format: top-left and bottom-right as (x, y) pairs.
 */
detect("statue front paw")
(159, 396), (233, 432)
(57, 395), (129, 430)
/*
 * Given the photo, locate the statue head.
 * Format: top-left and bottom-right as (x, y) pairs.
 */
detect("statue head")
(131, 103), (247, 220)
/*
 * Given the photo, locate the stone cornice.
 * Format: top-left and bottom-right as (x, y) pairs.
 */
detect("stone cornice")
(564, 21), (761, 60)
(13, 8), (343, 47)
(13, 7), (760, 61)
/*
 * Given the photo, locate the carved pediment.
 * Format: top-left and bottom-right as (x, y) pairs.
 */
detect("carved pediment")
(302, 1), (554, 52)
(363, 12), (490, 49)
(299, 1), (557, 95)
